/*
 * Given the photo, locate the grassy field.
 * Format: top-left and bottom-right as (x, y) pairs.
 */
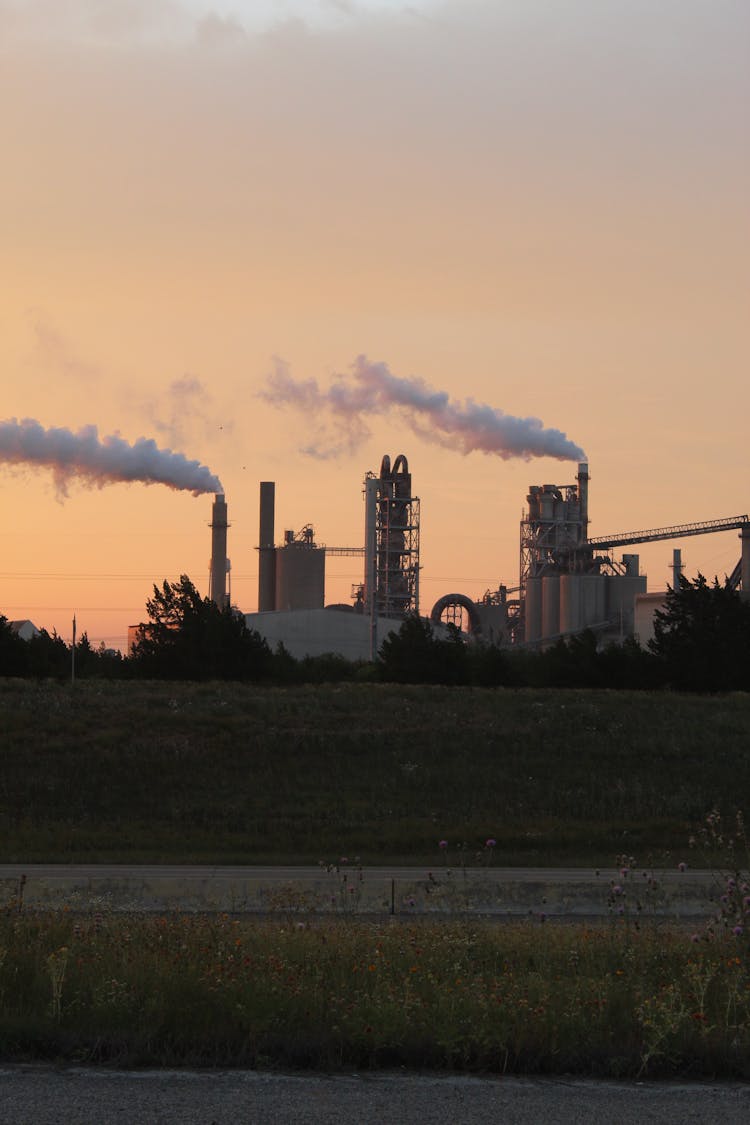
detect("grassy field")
(1, 911), (748, 1077)
(1, 678), (749, 865)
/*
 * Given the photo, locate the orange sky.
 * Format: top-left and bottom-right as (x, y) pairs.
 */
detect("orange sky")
(1, 0), (748, 650)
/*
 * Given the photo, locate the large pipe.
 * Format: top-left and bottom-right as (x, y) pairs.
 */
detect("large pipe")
(258, 481), (276, 612)
(209, 493), (229, 609)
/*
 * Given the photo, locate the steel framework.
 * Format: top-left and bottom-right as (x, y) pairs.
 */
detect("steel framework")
(365, 454), (421, 618)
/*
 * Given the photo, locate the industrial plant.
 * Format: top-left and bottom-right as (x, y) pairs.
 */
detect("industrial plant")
(203, 458), (750, 661)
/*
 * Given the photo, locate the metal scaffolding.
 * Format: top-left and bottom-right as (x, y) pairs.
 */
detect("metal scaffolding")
(364, 455), (421, 619)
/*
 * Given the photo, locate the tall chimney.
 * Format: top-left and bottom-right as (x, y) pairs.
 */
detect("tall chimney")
(258, 481), (276, 611)
(209, 493), (229, 609)
(741, 524), (750, 602)
(671, 548), (683, 591)
(577, 462), (589, 544)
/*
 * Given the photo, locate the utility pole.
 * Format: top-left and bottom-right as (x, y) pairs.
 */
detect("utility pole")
(71, 614), (76, 685)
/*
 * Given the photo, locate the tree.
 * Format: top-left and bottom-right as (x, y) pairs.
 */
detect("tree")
(378, 614), (467, 684)
(0, 615), (28, 676)
(26, 628), (70, 679)
(649, 574), (750, 692)
(130, 575), (271, 681)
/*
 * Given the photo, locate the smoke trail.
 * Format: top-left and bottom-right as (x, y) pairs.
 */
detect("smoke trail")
(0, 418), (223, 497)
(262, 355), (586, 462)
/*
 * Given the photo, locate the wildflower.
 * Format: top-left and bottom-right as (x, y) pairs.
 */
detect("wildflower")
(690, 933), (700, 943)
(485, 838), (497, 848)
(733, 926), (744, 937)
(678, 862), (687, 872)
(438, 840), (448, 849)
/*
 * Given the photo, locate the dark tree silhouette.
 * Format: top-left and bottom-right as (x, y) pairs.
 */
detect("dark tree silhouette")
(0, 616), (28, 676)
(378, 614), (467, 684)
(649, 574), (750, 692)
(131, 575), (271, 681)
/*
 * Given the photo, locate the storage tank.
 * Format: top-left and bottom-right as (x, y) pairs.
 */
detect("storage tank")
(524, 577), (543, 643)
(560, 575), (582, 634)
(275, 541), (325, 611)
(606, 575), (648, 635)
(579, 575), (607, 630)
(541, 575), (561, 639)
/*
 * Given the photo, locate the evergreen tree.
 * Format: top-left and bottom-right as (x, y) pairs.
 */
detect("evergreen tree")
(0, 616), (28, 676)
(130, 575), (271, 681)
(378, 614), (467, 684)
(26, 629), (71, 679)
(649, 574), (750, 692)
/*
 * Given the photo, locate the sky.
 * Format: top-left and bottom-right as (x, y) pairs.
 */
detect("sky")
(1, 0), (748, 650)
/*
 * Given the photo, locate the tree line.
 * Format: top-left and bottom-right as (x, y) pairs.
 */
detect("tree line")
(1, 573), (748, 693)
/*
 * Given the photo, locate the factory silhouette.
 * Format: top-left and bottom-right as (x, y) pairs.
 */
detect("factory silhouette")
(200, 457), (750, 662)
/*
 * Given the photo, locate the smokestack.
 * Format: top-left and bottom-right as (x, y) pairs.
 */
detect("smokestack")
(258, 481), (276, 612)
(577, 462), (589, 543)
(671, 548), (683, 591)
(209, 494), (229, 609)
(741, 524), (750, 602)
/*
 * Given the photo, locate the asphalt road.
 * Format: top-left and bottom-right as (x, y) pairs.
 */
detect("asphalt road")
(1, 1068), (749, 1125)
(0, 863), (716, 883)
(0, 862), (721, 917)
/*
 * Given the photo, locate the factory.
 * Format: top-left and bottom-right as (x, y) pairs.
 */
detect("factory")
(205, 458), (750, 660)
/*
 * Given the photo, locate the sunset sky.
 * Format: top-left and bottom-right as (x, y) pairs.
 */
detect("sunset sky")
(2, 0), (748, 650)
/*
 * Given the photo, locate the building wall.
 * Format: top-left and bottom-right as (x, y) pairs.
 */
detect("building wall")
(245, 608), (404, 661)
(634, 592), (667, 649)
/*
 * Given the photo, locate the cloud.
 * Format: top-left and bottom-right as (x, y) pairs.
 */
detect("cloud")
(28, 312), (102, 384)
(195, 12), (247, 47)
(144, 375), (233, 449)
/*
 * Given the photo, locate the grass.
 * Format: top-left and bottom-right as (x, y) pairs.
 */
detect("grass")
(0, 909), (748, 1076)
(1, 678), (749, 864)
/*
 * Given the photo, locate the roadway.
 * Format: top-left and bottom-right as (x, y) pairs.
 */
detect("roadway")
(0, 863), (723, 917)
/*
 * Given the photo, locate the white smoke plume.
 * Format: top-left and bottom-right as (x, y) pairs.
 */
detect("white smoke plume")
(262, 355), (586, 462)
(0, 418), (223, 497)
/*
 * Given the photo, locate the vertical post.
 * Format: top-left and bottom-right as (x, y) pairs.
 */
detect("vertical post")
(71, 614), (76, 685)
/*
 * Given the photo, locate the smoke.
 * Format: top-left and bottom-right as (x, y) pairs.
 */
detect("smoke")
(145, 374), (233, 449)
(0, 417), (223, 497)
(262, 355), (586, 462)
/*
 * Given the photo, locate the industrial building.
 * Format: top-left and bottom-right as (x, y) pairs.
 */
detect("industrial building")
(204, 457), (749, 660)
(244, 455), (424, 660)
